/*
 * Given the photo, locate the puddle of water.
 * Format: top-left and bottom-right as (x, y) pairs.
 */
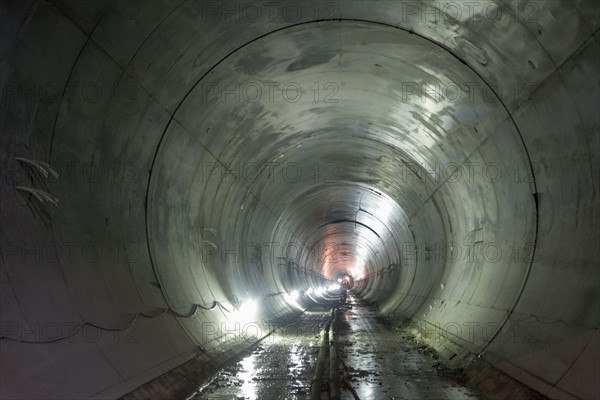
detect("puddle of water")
(238, 353), (256, 398)
(188, 350), (260, 400)
(191, 332), (319, 399)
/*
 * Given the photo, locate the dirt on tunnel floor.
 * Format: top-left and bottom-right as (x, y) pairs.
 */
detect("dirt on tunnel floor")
(183, 296), (482, 400)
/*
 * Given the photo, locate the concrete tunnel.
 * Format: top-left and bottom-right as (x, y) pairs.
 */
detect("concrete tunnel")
(1, 0), (599, 399)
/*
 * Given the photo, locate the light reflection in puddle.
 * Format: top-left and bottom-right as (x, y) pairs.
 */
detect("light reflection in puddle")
(188, 311), (331, 400)
(289, 342), (301, 369)
(189, 350), (261, 400)
(238, 352), (257, 399)
(194, 339), (315, 399)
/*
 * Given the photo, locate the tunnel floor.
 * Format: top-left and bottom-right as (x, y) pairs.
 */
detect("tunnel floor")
(183, 297), (482, 400)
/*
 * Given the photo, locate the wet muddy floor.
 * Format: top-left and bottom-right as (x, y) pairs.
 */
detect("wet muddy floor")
(336, 298), (480, 400)
(186, 298), (481, 399)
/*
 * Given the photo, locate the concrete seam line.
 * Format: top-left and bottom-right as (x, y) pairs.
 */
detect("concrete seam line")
(329, 307), (341, 400)
(338, 345), (361, 400)
(310, 321), (330, 400)
(310, 309), (335, 400)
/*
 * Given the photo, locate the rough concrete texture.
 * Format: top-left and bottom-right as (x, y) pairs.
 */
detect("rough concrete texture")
(1, 1), (598, 399)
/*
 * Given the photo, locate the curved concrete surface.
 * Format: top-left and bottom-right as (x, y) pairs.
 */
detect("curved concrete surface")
(1, 1), (598, 398)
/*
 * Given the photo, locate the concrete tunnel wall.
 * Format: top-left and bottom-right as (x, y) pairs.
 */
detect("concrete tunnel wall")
(0, 0), (598, 399)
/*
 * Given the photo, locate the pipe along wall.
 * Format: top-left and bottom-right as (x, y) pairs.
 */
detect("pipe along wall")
(1, 1), (598, 399)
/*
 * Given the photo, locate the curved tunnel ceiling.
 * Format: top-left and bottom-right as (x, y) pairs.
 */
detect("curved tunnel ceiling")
(1, 1), (599, 399)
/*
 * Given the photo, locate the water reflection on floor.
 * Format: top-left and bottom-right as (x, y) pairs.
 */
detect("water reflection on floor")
(187, 300), (481, 400)
(337, 297), (481, 400)
(188, 310), (330, 399)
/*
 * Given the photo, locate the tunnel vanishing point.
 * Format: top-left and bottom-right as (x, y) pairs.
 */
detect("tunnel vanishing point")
(1, 1), (599, 399)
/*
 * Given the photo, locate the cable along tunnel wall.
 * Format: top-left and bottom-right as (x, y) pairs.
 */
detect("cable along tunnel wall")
(0, 1), (598, 399)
